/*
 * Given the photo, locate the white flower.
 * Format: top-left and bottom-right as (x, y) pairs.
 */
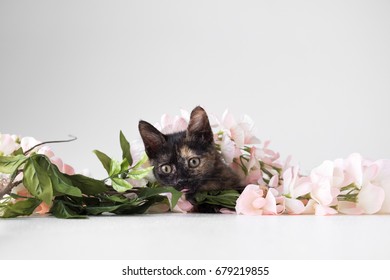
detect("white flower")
(0, 134), (20, 155)
(217, 109), (260, 147)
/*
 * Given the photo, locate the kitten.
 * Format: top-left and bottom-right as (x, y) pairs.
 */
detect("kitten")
(138, 106), (240, 196)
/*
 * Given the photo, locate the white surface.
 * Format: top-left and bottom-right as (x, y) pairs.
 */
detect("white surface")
(1, 0), (390, 178)
(1, 214), (389, 260)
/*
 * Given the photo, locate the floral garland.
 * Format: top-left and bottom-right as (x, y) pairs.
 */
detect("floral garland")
(1, 109), (389, 218)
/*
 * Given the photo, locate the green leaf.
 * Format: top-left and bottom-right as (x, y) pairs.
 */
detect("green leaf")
(101, 194), (133, 203)
(138, 186), (182, 209)
(34, 155), (82, 197)
(111, 177), (133, 192)
(128, 166), (153, 180)
(1, 197), (42, 218)
(66, 174), (108, 195)
(0, 154), (27, 174)
(120, 130), (133, 165)
(51, 175), (82, 197)
(85, 204), (123, 215)
(13, 147), (24, 156)
(132, 153), (149, 169)
(195, 190), (240, 209)
(109, 159), (121, 176)
(120, 158), (129, 173)
(93, 150), (112, 174)
(112, 196), (164, 215)
(50, 200), (86, 219)
(23, 157), (53, 205)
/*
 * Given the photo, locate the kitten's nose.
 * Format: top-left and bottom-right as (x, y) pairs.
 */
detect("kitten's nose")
(177, 178), (188, 185)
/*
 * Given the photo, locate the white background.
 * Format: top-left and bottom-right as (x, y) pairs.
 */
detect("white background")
(1, 0), (390, 178)
(1, 0), (390, 261)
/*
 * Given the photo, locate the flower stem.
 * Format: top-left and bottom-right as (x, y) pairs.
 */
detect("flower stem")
(24, 135), (77, 155)
(0, 179), (22, 200)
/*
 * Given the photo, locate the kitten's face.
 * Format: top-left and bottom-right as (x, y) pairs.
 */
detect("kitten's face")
(138, 106), (217, 193)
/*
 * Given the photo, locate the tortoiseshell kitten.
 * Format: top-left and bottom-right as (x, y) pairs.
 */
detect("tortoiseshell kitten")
(138, 106), (240, 204)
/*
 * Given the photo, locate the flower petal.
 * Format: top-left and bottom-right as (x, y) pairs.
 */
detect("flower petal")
(314, 204), (338, 216)
(220, 208), (236, 214)
(172, 117), (188, 132)
(269, 175), (279, 188)
(221, 109), (236, 128)
(357, 183), (385, 214)
(230, 125), (245, 148)
(263, 189), (277, 214)
(175, 197), (194, 213)
(35, 202), (50, 215)
(285, 197), (305, 214)
(293, 179), (312, 198)
(252, 197), (266, 208)
(236, 185), (264, 215)
(0, 134), (19, 155)
(344, 153), (363, 186)
(311, 179), (334, 206)
(50, 156), (64, 171)
(337, 201), (363, 215)
(310, 160), (334, 183)
(160, 114), (173, 129)
(62, 164), (75, 175)
(220, 135), (236, 164)
(21, 137), (41, 153)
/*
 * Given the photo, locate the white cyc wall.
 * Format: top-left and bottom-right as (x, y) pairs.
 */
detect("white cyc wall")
(1, 0), (390, 178)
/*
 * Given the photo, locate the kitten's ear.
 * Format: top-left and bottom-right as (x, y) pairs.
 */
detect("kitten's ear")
(187, 106), (214, 143)
(138, 121), (166, 158)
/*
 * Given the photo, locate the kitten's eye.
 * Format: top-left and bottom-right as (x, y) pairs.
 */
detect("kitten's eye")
(188, 157), (200, 168)
(160, 164), (172, 174)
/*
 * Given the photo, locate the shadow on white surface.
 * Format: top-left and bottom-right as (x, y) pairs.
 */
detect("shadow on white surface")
(1, 214), (389, 259)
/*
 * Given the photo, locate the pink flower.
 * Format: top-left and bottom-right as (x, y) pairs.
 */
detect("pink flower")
(230, 147), (265, 185)
(337, 154), (385, 214)
(220, 208), (236, 214)
(49, 156), (74, 175)
(239, 147), (264, 185)
(236, 184), (284, 215)
(336, 201), (363, 215)
(217, 109), (260, 147)
(173, 195), (194, 213)
(309, 160), (341, 207)
(282, 166), (311, 214)
(356, 159), (385, 214)
(0, 134), (20, 156)
(255, 140), (282, 167)
(37, 146), (55, 158)
(219, 134), (238, 164)
(303, 199), (338, 215)
(35, 202), (50, 215)
(345, 183), (384, 214)
(20, 137), (41, 153)
(372, 159), (390, 214)
(155, 110), (189, 134)
(161, 192), (194, 213)
(14, 186), (50, 215)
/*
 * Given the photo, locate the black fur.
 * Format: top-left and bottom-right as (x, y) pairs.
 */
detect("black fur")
(138, 106), (240, 195)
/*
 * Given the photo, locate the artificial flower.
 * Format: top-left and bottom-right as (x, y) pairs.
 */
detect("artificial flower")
(236, 184), (284, 215)
(0, 134), (19, 156)
(217, 109), (260, 147)
(337, 154), (385, 214)
(155, 109), (189, 134)
(282, 166), (311, 214)
(309, 160), (340, 210)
